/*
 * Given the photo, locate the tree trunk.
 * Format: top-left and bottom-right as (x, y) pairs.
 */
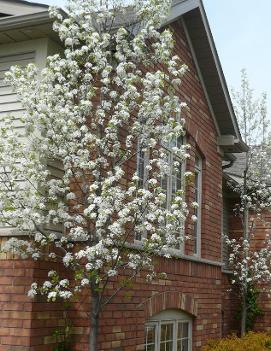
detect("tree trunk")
(89, 285), (100, 351)
(241, 291), (247, 336)
(241, 153), (249, 336)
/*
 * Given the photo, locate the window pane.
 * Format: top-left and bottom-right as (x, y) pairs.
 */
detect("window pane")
(160, 323), (174, 351)
(172, 175), (177, 197)
(172, 159), (182, 200)
(182, 339), (189, 351)
(160, 323), (173, 342)
(161, 174), (168, 208)
(145, 325), (156, 351)
(177, 136), (183, 148)
(195, 155), (200, 169)
(166, 341), (173, 351)
(177, 340), (182, 351)
(146, 325), (156, 344)
(177, 322), (183, 339)
(137, 148), (145, 187)
(160, 344), (166, 351)
(194, 172), (199, 198)
(160, 342), (173, 351)
(168, 136), (183, 149)
(182, 323), (189, 338)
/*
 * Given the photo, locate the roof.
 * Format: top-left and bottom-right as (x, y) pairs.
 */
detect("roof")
(0, 0), (48, 16)
(223, 152), (246, 186)
(167, 0), (247, 153)
(0, 0), (247, 153)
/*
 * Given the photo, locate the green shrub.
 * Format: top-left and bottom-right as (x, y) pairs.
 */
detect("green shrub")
(202, 332), (271, 351)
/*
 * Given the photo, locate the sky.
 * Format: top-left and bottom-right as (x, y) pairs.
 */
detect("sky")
(32, 0), (271, 114)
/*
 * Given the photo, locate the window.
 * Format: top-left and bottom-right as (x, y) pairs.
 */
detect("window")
(136, 137), (185, 244)
(137, 144), (148, 189)
(137, 137), (184, 203)
(161, 136), (184, 209)
(193, 154), (202, 256)
(144, 310), (192, 351)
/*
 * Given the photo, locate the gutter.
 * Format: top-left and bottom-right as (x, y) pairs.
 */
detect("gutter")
(0, 11), (52, 32)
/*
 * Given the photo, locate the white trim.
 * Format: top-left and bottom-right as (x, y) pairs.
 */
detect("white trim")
(164, 0), (199, 27)
(0, 11), (51, 32)
(135, 141), (150, 242)
(0, 0), (47, 16)
(135, 135), (186, 248)
(127, 241), (223, 267)
(145, 309), (192, 351)
(197, 0), (241, 140)
(0, 227), (23, 236)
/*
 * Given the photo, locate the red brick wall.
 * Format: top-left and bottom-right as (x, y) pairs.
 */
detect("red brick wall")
(0, 251), (67, 350)
(169, 20), (222, 261)
(250, 214), (271, 333)
(68, 259), (225, 351)
(0, 18), (238, 351)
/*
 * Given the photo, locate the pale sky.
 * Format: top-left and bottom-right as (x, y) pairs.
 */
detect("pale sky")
(33, 0), (271, 114)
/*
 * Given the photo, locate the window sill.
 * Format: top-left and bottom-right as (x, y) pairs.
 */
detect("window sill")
(130, 241), (223, 267)
(0, 227), (22, 236)
(222, 267), (233, 274)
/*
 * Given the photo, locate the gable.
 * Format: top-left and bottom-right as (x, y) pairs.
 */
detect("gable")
(166, 0), (248, 154)
(0, 0), (47, 16)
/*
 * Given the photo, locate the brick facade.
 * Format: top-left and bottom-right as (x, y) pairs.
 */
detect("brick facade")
(0, 18), (240, 351)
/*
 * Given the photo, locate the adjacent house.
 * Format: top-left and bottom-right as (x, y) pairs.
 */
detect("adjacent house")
(0, 0), (256, 350)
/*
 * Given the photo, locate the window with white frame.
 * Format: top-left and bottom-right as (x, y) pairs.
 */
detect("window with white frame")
(161, 136), (184, 209)
(193, 153), (202, 256)
(135, 143), (149, 241)
(137, 137), (184, 205)
(144, 309), (192, 351)
(137, 144), (148, 189)
(136, 137), (185, 243)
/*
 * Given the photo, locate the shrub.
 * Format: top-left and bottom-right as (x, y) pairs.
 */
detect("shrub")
(202, 332), (271, 351)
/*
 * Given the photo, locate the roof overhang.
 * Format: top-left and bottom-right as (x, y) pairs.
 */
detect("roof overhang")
(0, 11), (51, 30)
(165, 0), (247, 153)
(0, 10), (63, 44)
(0, 0), (47, 16)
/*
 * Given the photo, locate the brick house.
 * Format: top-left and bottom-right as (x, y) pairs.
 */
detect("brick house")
(0, 0), (251, 350)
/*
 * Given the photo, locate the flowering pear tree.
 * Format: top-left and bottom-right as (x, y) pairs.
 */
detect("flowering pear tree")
(226, 69), (271, 335)
(0, 0), (191, 349)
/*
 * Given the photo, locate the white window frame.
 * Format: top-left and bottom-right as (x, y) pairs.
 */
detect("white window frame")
(144, 310), (192, 351)
(193, 153), (202, 257)
(135, 142), (149, 242)
(135, 137), (186, 247)
(136, 142), (149, 190)
(160, 136), (185, 210)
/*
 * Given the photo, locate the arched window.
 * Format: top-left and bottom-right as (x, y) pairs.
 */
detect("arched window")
(144, 309), (192, 351)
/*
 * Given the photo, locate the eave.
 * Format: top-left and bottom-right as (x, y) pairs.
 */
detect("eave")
(0, 11), (61, 44)
(166, 0), (248, 153)
(0, 0), (48, 16)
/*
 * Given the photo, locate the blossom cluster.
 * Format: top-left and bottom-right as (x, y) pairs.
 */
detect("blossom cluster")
(226, 235), (271, 292)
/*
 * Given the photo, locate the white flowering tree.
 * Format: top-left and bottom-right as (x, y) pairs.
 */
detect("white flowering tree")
(0, 0), (191, 349)
(226, 69), (271, 335)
